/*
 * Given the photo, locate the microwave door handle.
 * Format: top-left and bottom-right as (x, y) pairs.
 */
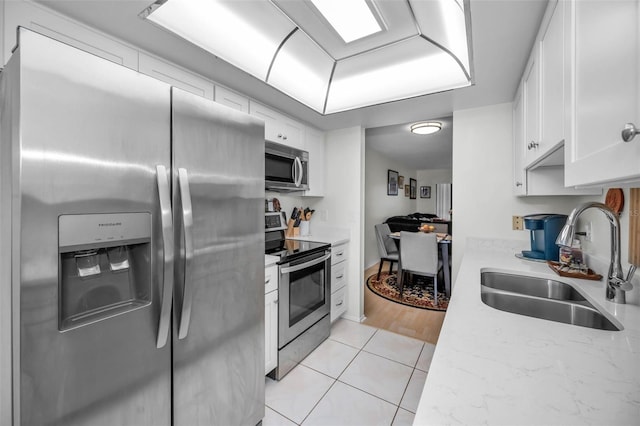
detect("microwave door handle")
(294, 156), (303, 187)
(177, 168), (195, 340)
(280, 252), (331, 274)
(291, 159), (298, 186)
(156, 165), (174, 349)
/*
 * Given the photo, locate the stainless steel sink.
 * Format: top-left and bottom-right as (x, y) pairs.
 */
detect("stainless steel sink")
(481, 271), (621, 331)
(481, 271), (586, 301)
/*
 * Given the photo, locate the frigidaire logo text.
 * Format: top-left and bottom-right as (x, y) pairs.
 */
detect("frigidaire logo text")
(98, 222), (123, 227)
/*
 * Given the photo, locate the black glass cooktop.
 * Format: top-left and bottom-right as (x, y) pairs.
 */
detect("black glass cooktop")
(265, 238), (330, 263)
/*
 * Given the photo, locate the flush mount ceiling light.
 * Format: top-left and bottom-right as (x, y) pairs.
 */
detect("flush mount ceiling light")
(141, 0), (473, 115)
(410, 121), (442, 135)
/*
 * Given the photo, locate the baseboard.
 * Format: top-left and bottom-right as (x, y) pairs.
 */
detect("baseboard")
(341, 313), (365, 323)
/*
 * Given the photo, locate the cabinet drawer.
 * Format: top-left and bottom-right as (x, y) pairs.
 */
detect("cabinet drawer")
(265, 264), (278, 294)
(330, 286), (347, 323)
(331, 244), (348, 265)
(331, 261), (347, 293)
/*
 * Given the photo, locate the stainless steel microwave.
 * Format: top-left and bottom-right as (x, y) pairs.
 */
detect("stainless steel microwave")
(265, 140), (309, 191)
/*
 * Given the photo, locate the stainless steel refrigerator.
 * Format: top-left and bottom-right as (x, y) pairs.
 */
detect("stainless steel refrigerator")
(0, 28), (265, 425)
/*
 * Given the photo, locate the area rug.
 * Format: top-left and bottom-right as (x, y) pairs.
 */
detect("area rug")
(366, 272), (449, 311)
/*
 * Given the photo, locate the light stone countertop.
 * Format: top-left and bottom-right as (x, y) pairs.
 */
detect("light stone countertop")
(265, 254), (279, 267)
(286, 226), (350, 247)
(413, 238), (640, 426)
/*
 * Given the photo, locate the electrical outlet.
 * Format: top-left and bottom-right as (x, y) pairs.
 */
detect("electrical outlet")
(512, 215), (524, 230)
(585, 221), (592, 242)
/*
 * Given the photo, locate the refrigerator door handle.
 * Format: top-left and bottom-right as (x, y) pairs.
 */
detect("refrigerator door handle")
(294, 156), (303, 187)
(177, 168), (195, 340)
(156, 165), (174, 349)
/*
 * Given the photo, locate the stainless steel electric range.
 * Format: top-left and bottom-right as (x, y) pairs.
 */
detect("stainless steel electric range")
(265, 212), (331, 380)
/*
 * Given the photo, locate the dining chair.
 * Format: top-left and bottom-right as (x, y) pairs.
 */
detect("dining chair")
(398, 231), (442, 304)
(374, 223), (399, 280)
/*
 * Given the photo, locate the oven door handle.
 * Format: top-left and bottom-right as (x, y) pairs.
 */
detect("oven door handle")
(280, 252), (331, 275)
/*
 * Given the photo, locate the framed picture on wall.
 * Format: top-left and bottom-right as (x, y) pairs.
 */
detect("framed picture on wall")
(420, 186), (431, 198)
(404, 185), (410, 197)
(410, 178), (417, 199)
(398, 175), (404, 188)
(387, 169), (399, 195)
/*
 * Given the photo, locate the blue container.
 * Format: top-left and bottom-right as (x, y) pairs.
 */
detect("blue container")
(521, 214), (568, 261)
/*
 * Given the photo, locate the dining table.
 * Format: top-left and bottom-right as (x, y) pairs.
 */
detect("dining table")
(389, 232), (452, 297)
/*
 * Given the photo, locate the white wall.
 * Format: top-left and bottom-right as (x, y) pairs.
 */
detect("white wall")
(309, 126), (365, 321)
(451, 103), (597, 282)
(363, 148), (417, 269)
(416, 168), (452, 214)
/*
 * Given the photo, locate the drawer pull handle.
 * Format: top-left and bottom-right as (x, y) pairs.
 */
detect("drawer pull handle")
(265, 277), (271, 284)
(337, 252), (344, 256)
(336, 275), (344, 279)
(336, 301), (343, 306)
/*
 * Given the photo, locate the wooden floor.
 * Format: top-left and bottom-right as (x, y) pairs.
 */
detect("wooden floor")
(362, 263), (446, 345)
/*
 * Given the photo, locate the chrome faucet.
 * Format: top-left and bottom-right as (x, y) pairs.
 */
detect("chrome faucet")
(556, 202), (636, 304)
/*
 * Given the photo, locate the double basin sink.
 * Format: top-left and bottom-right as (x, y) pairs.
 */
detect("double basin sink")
(481, 271), (621, 331)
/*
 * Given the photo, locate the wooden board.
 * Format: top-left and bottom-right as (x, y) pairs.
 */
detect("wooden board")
(630, 188), (640, 266)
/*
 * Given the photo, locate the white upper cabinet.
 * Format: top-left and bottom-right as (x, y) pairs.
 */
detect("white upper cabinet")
(513, 0), (600, 197)
(523, 45), (541, 166)
(249, 101), (304, 149)
(564, 0), (640, 186)
(139, 53), (214, 99)
(513, 86), (527, 195)
(3, 0), (137, 69)
(539, 0), (565, 156)
(214, 86), (249, 113)
(303, 126), (325, 197)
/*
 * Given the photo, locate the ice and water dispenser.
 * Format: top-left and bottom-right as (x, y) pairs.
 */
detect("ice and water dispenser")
(58, 213), (152, 331)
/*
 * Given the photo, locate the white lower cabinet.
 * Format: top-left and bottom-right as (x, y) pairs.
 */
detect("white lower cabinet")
(264, 289), (278, 375)
(264, 263), (278, 375)
(330, 243), (348, 322)
(330, 286), (347, 323)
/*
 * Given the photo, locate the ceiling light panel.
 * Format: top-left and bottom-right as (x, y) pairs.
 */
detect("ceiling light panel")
(325, 37), (470, 114)
(309, 0), (382, 43)
(268, 30), (334, 113)
(146, 0), (295, 81)
(272, 0), (416, 60)
(410, 0), (471, 75)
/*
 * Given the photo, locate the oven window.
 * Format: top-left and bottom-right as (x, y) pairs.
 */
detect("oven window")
(266, 153), (294, 183)
(289, 259), (326, 327)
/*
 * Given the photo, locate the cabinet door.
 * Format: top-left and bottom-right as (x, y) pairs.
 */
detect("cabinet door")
(330, 286), (347, 323)
(249, 101), (305, 149)
(214, 86), (249, 113)
(280, 116), (305, 150)
(331, 243), (349, 265)
(523, 47), (541, 165)
(4, 0), (137, 69)
(303, 127), (325, 197)
(264, 290), (278, 375)
(249, 101), (280, 142)
(265, 264), (278, 294)
(513, 86), (527, 195)
(139, 53), (214, 99)
(540, 0), (564, 152)
(565, 0), (640, 186)
(331, 260), (348, 293)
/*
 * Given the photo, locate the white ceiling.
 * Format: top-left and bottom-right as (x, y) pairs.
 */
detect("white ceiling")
(366, 116), (453, 170)
(33, 0), (548, 168)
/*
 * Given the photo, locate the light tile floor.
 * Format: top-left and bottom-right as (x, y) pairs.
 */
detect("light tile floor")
(264, 319), (436, 426)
